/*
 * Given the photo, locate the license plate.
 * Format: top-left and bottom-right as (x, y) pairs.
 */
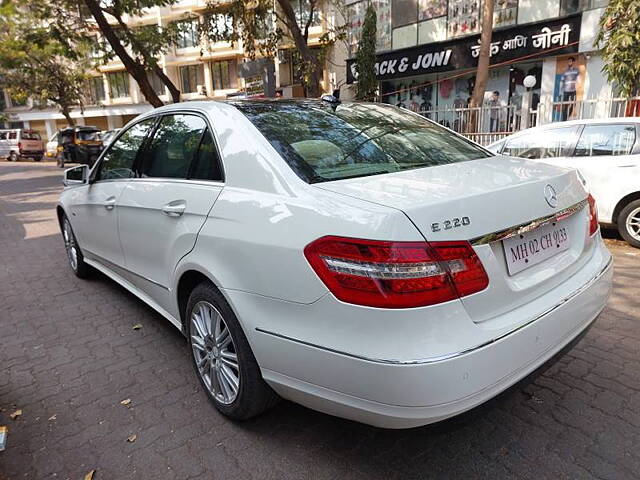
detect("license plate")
(502, 221), (570, 275)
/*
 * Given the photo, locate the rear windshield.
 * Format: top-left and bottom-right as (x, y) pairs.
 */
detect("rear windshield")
(22, 131), (41, 140)
(77, 131), (100, 141)
(234, 102), (490, 183)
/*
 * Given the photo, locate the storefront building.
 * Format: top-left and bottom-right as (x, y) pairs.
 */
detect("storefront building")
(345, 0), (611, 128)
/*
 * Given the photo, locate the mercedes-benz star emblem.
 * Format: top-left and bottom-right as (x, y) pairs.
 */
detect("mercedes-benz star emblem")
(544, 184), (558, 208)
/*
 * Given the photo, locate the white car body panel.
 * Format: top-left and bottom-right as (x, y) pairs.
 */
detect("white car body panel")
(529, 152), (639, 224)
(65, 181), (128, 266)
(489, 118), (640, 224)
(58, 101), (613, 428)
(117, 178), (223, 290)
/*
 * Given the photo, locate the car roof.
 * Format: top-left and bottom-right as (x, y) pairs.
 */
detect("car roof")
(139, 98), (365, 115)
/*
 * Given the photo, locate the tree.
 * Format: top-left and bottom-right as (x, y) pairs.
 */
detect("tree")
(203, 0), (346, 97)
(469, 0), (495, 109)
(0, 1), (91, 125)
(354, 3), (377, 101)
(81, 0), (183, 107)
(595, 0), (640, 97)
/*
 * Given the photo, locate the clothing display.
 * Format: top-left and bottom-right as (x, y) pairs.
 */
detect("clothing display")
(418, 0), (447, 21)
(448, 0), (480, 38)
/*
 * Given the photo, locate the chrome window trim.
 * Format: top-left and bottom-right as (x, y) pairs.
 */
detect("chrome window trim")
(255, 256), (612, 366)
(92, 107), (226, 184)
(470, 199), (588, 246)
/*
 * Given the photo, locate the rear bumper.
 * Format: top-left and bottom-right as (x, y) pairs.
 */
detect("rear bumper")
(233, 240), (613, 429)
(20, 151), (44, 157)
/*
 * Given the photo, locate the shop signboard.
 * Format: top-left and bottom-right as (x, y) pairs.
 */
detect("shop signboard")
(346, 13), (582, 84)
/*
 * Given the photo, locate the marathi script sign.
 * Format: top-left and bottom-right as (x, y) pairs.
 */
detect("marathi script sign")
(346, 13), (581, 83)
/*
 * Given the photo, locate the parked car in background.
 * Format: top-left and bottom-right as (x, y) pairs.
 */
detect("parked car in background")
(46, 132), (60, 159)
(0, 131), (10, 159)
(57, 100), (612, 429)
(489, 118), (640, 248)
(57, 126), (103, 169)
(100, 128), (121, 147)
(0, 128), (45, 162)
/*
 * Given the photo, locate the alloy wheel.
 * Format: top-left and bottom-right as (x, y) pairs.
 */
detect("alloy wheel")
(626, 206), (640, 241)
(63, 219), (78, 271)
(190, 301), (240, 404)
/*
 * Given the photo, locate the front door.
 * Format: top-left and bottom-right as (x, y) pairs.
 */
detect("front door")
(71, 118), (157, 267)
(117, 113), (224, 290)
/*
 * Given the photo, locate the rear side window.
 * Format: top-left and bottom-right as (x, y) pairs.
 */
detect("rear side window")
(98, 118), (156, 180)
(574, 124), (636, 157)
(141, 114), (207, 179)
(234, 102), (489, 183)
(77, 131), (99, 141)
(22, 131), (41, 140)
(503, 126), (579, 159)
(189, 128), (223, 181)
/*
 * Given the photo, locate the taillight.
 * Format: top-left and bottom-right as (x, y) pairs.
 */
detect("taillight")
(304, 236), (489, 308)
(588, 193), (598, 236)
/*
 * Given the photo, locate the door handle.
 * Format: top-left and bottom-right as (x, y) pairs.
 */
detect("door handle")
(162, 201), (186, 217)
(104, 196), (116, 210)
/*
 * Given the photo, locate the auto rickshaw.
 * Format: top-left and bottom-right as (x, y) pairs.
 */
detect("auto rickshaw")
(56, 126), (104, 169)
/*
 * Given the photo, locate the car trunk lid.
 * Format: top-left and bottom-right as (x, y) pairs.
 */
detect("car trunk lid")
(315, 156), (594, 324)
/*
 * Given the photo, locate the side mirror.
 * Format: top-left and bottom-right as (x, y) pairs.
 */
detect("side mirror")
(63, 165), (89, 186)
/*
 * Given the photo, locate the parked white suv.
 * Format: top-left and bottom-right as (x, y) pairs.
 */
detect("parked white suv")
(57, 101), (612, 428)
(489, 118), (640, 247)
(0, 128), (45, 162)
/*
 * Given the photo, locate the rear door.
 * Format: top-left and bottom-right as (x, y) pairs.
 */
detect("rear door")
(565, 123), (640, 222)
(117, 112), (224, 291)
(19, 130), (43, 154)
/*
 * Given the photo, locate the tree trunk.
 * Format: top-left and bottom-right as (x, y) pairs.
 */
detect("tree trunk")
(61, 107), (75, 126)
(82, 0), (164, 108)
(109, 11), (182, 104)
(152, 64), (181, 103)
(469, 0), (495, 126)
(276, 0), (322, 97)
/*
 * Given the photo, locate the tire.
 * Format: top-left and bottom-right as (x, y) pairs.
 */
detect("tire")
(61, 215), (91, 278)
(618, 199), (640, 248)
(186, 282), (279, 420)
(9, 151), (18, 162)
(34, 155), (42, 162)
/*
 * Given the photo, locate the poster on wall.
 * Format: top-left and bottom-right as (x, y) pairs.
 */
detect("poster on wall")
(418, 0), (447, 21)
(553, 54), (585, 121)
(347, 0), (392, 54)
(447, 0), (481, 38)
(494, 0), (518, 28)
(374, 0), (392, 51)
(346, 2), (364, 55)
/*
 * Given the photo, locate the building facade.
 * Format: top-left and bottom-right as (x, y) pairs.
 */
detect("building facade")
(0, 0), (340, 141)
(343, 0), (613, 128)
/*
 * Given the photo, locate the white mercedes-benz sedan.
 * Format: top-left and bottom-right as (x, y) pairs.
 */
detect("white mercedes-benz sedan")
(57, 100), (612, 429)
